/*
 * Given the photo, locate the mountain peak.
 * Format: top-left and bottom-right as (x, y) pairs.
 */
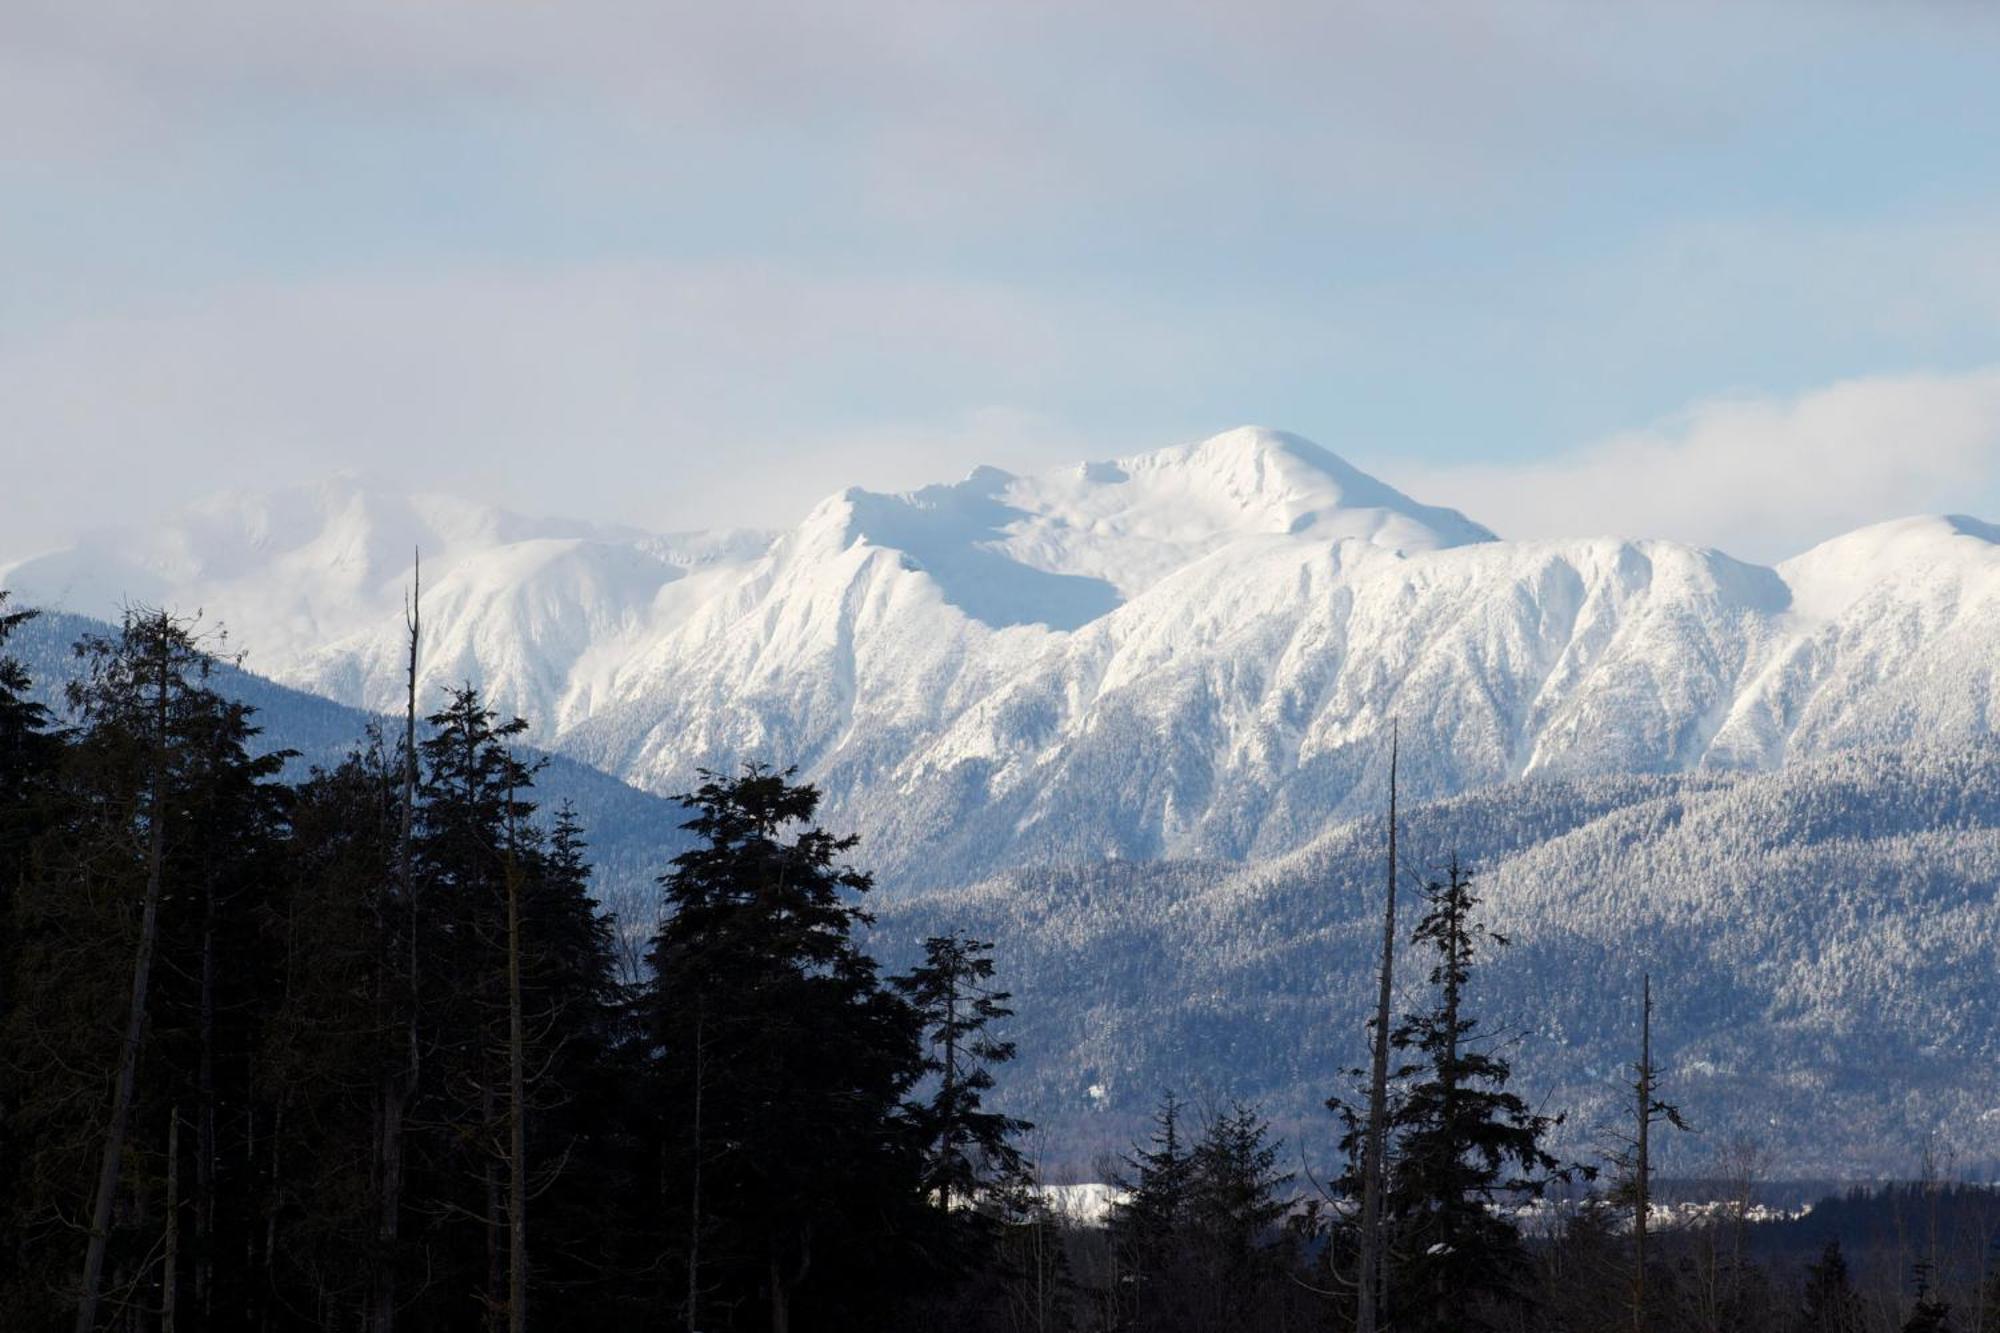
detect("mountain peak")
(1058, 426), (1497, 557)
(1123, 425), (1429, 520)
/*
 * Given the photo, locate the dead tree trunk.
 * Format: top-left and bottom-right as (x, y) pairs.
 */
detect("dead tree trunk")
(372, 553), (421, 1333)
(685, 997), (706, 1333)
(1634, 973), (1652, 1333)
(164, 1107), (181, 1333)
(1356, 724), (1399, 1333)
(505, 794), (528, 1333)
(197, 874), (217, 1323)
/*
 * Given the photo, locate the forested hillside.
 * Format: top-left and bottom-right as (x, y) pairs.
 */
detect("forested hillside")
(6, 609), (685, 923)
(875, 747), (2000, 1176)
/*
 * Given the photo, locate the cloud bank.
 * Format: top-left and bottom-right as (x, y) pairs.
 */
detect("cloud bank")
(1399, 369), (2000, 561)
(5, 2), (2000, 561)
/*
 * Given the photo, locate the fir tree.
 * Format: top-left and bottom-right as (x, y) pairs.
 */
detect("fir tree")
(1187, 1101), (1295, 1327)
(1797, 1239), (1864, 1333)
(1378, 857), (1573, 1333)
(1905, 1261), (1954, 1333)
(644, 764), (925, 1331)
(896, 932), (1031, 1212)
(1108, 1092), (1197, 1327)
(0, 593), (56, 1316)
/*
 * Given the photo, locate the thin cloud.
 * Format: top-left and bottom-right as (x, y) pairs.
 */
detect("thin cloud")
(1395, 368), (2000, 561)
(0, 260), (1191, 553)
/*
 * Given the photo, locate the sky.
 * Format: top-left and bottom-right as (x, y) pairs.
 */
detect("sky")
(5, 0), (2000, 562)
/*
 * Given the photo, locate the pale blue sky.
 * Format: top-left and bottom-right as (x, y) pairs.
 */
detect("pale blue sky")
(6, 0), (2000, 559)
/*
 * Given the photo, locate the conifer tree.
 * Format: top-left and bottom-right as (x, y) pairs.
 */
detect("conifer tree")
(412, 685), (541, 1325)
(644, 764), (925, 1332)
(60, 610), (228, 1332)
(1615, 973), (1690, 1333)
(1377, 857), (1571, 1333)
(1187, 1101), (1294, 1324)
(503, 801), (626, 1318)
(896, 932), (1031, 1212)
(262, 741), (407, 1322)
(0, 591), (54, 890)
(0, 593), (56, 1313)
(1905, 1261), (1953, 1333)
(1797, 1239), (1865, 1333)
(0, 611), (288, 1329)
(1108, 1092), (1197, 1326)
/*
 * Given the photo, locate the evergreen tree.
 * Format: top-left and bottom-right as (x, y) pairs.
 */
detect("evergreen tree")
(643, 764), (925, 1331)
(505, 802), (628, 1319)
(1797, 1239), (1865, 1333)
(0, 593), (57, 1314)
(408, 685), (541, 1328)
(261, 741), (408, 1323)
(1108, 1092), (1197, 1327)
(1186, 1101), (1294, 1328)
(1111, 1095), (1299, 1332)
(1905, 1261), (1954, 1333)
(896, 932), (1031, 1211)
(0, 610), (287, 1329)
(1378, 858), (1572, 1333)
(0, 591), (55, 890)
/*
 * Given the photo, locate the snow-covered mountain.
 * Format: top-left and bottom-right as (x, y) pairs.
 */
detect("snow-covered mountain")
(8, 427), (1999, 885)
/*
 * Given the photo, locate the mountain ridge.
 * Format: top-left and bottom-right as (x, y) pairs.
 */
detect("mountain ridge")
(7, 426), (1998, 887)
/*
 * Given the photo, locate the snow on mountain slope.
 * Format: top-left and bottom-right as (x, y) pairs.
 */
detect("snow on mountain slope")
(872, 742), (2000, 1173)
(6, 429), (1998, 886)
(0, 476), (773, 733)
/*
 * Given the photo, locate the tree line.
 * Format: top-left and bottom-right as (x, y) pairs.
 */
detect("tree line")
(1, 594), (1994, 1332)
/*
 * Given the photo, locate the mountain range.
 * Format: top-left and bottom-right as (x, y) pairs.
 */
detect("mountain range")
(9, 427), (1997, 888)
(7, 427), (1998, 1173)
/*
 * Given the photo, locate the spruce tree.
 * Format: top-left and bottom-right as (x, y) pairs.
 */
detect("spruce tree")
(1187, 1101), (1294, 1326)
(261, 741), (407, 1322)
(410, 685), (542, 1327)
(1108, 1092), (1197, 1327)
(0, 593), (57, 1315)
(505, 801), (627, 1319)
(0, 611), (288, 1329)
(644, 764), (925, 1331)
(1378, 858), (1572, 1333)
(1798, 1239), (1864, 1333)
(1905, 1262), (1953, 1333)
(896, 932), (1031, 1212)
(0, 591), (54, 891)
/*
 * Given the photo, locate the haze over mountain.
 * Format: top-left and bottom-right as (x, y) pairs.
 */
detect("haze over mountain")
(9, 426), (1998, 889)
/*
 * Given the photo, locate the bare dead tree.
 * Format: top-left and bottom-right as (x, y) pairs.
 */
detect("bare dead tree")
(505, 782), (528, 1333)
(372, 551), (421, 1333)
(1356, 723), (1399, 1333)
(1623, 973), (1689, 1333)
(164, 1106), (181, 1333)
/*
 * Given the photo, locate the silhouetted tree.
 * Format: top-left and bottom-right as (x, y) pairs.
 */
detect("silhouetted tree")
(643, 764), (925, 1332)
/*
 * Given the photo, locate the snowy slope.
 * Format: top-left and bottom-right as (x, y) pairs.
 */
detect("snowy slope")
(7, 429), (1999, 885)
(871, 742), (2000, 1174)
